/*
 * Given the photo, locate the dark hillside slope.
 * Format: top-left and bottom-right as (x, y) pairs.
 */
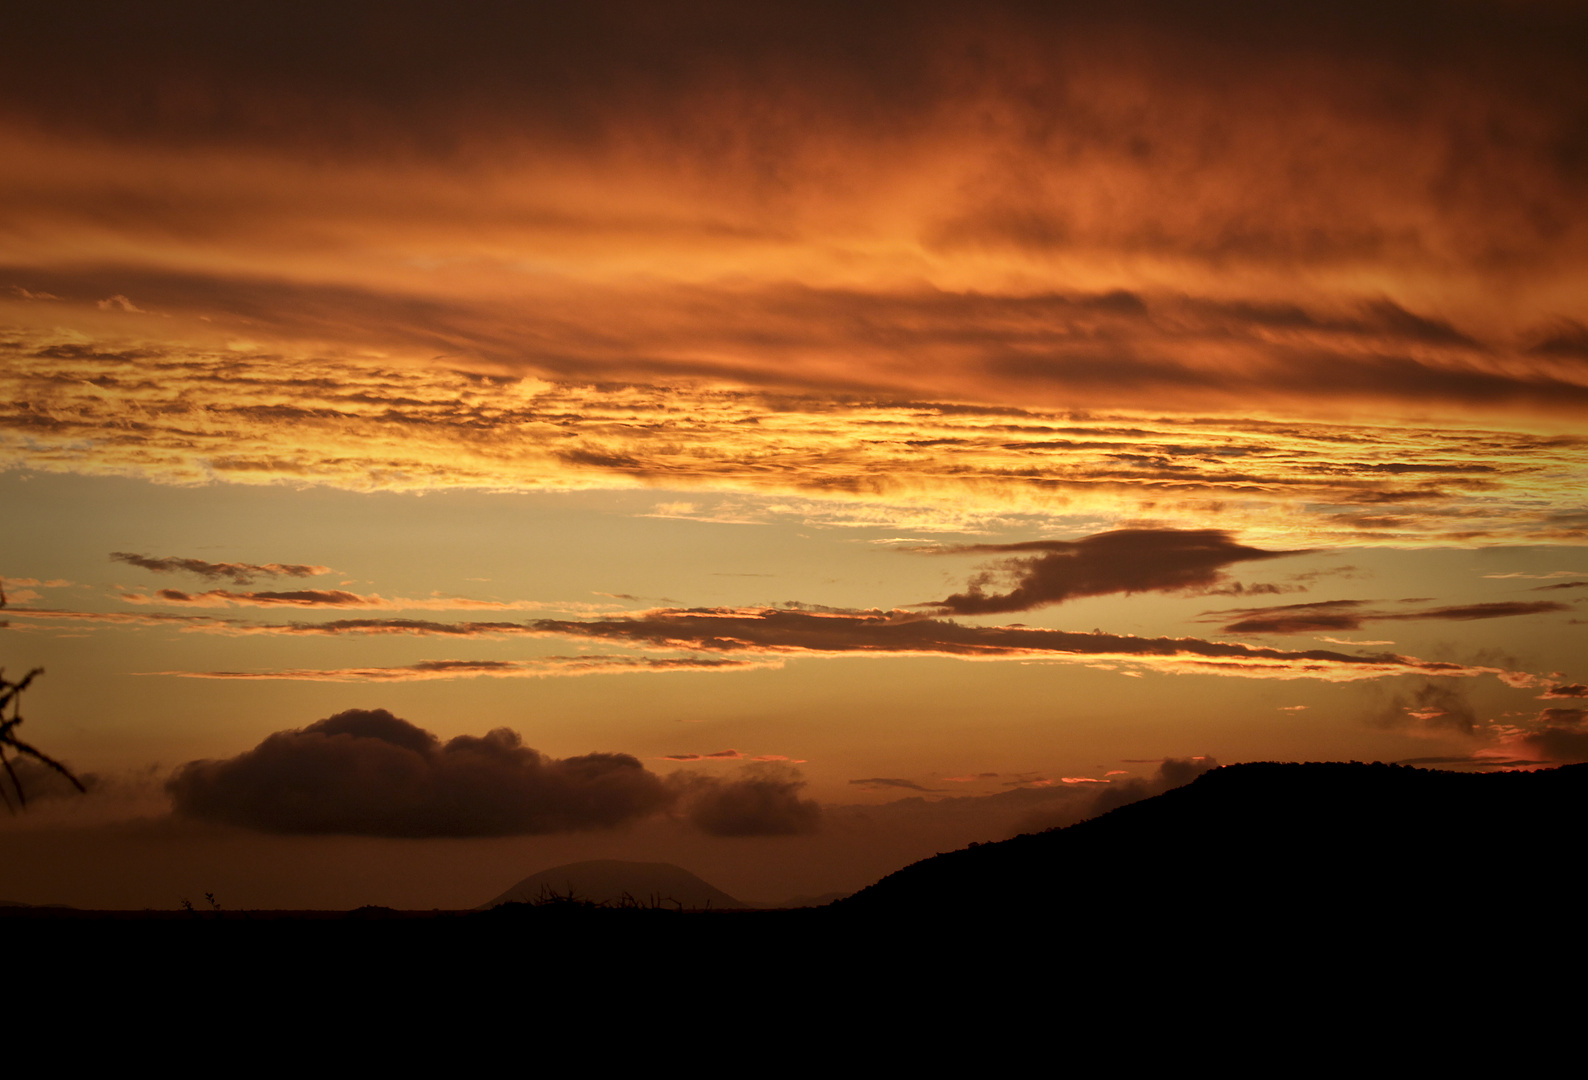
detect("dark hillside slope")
(840, 762), (1587, 932)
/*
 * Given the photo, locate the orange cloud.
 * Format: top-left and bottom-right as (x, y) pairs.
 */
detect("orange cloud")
(4, 345), (1582, 548)
(2, 4), (1585, 517)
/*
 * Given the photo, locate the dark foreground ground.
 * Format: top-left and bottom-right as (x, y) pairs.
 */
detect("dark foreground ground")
(10, 762), (1585, 1028)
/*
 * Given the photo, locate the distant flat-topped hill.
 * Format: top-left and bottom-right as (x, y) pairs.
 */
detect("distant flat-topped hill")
(840, 761), (1588, 929)
(480, 859), (751, 911)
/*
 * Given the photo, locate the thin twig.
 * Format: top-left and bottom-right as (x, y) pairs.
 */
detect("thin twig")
(1, 583), (88, 806)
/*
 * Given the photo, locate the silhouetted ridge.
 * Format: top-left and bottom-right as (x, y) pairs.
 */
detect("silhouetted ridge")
(841, 762), (1587, 930)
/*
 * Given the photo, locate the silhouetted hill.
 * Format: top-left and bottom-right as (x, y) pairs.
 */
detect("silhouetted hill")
(480, 859), (750, 910)
(840, 762), (1588, 932)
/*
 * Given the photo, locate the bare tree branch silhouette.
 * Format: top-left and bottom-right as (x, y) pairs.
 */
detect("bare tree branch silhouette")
(0, 581), (86, 810)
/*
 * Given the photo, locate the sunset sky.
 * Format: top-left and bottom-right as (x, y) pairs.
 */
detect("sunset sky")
(3, 0), (1585, 909)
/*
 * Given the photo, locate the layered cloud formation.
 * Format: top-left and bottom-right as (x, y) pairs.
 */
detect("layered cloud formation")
(8, 528), (1567, 688)
(3, 3), (1586, 555)
(4, 348), (1583, 547)
(4, 2), (1587, 409)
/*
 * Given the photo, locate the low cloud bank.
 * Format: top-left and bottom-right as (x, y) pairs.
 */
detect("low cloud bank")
(168, 709), (672, 837)
(1, 755), (99, 805)
(167, 709), (821, 837)
(1500, 707), (1588, 763)
(670, 764), (822, 837)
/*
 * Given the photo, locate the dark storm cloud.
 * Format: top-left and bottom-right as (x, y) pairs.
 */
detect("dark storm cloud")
(924, 529), (1301, 616)
(110, 552), (330, 585)
(1541, 684), (1588, 699)
(7, 1), (1586, 163)
(166, 708), (673, 836)
(1209, 599), (1570, 634)
(670, 763), (822, 837)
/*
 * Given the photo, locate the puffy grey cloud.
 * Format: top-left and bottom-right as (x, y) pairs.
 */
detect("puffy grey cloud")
(670, 763), (822, 837)
(167, 708), (673, 836)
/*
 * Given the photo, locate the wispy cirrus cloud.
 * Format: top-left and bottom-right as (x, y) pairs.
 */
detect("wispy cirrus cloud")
(521, 606), (1537, 684)
(142, 654), (779, 683)
(656, 749), (804, 763)
(119, 587), (619, 612)
(1, 607), (248, 631)
(4, 347), (1583, 547)
(110, 552), (332, 585)
(75, 598), (1543, 685)
(1204, 598), (1570, 635)
(849, 777), (944, 793)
